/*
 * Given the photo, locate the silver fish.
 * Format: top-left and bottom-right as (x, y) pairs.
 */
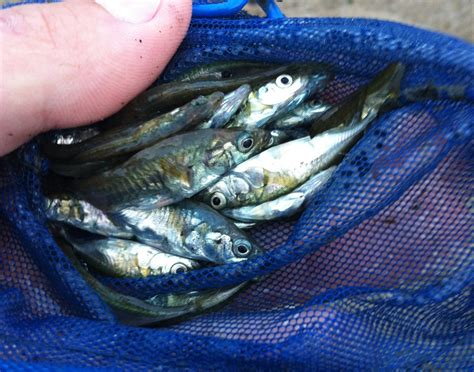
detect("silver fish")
(73, 129), (273, 212)
(197, 85), (251, 129)
(62, 230), (200, 278)
(199, 118), (373, 210)
(222, 166), (337, 222)
(226, 65), (332, 129)
(270, 101), (332, 129)
(111, 200), (261, 264)
(201, 63), (404, 210)
(57, 237), (246, 326)
(45, 197), (133, 239)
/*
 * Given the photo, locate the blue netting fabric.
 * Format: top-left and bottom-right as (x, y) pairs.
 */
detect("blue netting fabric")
(1, 2), (473, 370)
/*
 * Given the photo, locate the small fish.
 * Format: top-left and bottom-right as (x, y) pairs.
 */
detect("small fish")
(46, 93), (224, 162)
(111, 200), (261, 264)
(270, 101), (332, 129)
(310, 62), (405, 137)
(226, 64), (332, 129)
(200, 118), (372, 210)
(200, 64), (404, 210)
(109, 63), (305, 126)
(44, 196), (133, 239)
(73, 129), (273, 212)
(175, 61), (279, 82)
(56, 237), (246, 326)
(61, 229), (200, 278)
(222, 166), (336, 222)
(197, 85), (251, 129)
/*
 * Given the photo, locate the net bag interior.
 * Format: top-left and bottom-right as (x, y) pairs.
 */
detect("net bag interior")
(0, 1), (473, 370)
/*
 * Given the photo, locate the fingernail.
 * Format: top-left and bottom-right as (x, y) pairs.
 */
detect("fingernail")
(95, 0), (161, 24)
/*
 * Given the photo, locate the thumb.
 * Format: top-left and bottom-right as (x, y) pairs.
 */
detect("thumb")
(0, 0), (192, 156)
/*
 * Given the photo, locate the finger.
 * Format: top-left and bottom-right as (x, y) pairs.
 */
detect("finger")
(0, 0), (192, 156)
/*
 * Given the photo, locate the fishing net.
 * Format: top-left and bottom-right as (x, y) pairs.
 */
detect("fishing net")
(1, 1), (473, 370)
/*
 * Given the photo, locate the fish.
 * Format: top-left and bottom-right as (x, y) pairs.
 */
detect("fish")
(45, 93), (224, 161)
(222, 166), (337, 222)
(111, 200), (261, 264)
(226, 64), (332, 129)
(73, 129), (273, 212)
(56, 237), (246, 326)
(60, 228), (200, 278)
(269, 101), (332, 129)
(108, 63), (309, 126)
(198, 63), (404, 210)
(310, 62), (405, 137)
(175, 61), (279, 82)
(41, 126), (102, 159)
(44, 196), (133, 239)
(197, 85), (251, 129)
(198, 121), (369, 209)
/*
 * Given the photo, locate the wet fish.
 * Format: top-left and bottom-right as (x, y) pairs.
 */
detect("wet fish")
(44, 196), (133, 239)
(41, 126), (102, 159)
(270, 101), (332, 129)
(200, 118), (373, 210)
(200, 63), (404, 210)
(197, 85), (251, 129)
(222, 166), (336, 222)
(109, 63), (326, 126)
(46, 93), (224, 162)
(175, 61), (279, 82)
(310, 62), (405, 137)
(73, 129), (272, 212)
(226, 65), (332, 129)
(61, 229), (200, 278)
(57, 237), (246, 326)
(111, 200), (261, 264)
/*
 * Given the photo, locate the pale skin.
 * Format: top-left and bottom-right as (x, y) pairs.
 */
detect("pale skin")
(0, 0), (192, 156)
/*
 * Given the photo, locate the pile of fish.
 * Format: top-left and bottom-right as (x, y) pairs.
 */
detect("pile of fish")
(41, 61), (405, 325)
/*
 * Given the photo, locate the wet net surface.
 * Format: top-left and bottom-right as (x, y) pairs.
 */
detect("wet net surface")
(1, 2), (473, 370)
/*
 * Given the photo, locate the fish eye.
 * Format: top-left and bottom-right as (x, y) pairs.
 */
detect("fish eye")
(210, 192), (227, 210)
(233, 239), (253, 258)
(171, 263), (189, 274)
(276, 74), (293, 88)
(237, 133), (255, 153)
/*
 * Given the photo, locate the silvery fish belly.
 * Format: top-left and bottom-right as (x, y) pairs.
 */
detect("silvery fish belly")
(111, 200), (261, 264)
(200, 120), (372, 210)
(270, 101), (332, 129)
(73, 129), (272, 212)
(62, 231), (200, 278)
(222, 166), (337, 222)
(44, 196), (133, 239)
(226, 65), (332, 129)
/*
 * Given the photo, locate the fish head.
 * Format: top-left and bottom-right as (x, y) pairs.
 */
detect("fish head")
(255, 64), (332, 111)
(200, 172), (254, 210)
(204, 230), (261, 263)
(203, 129), (271, 172)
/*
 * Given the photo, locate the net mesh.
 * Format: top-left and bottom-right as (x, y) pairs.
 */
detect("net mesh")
(0, 2), (473, 370)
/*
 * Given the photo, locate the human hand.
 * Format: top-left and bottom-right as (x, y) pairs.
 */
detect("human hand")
(0, 0), (192, 156)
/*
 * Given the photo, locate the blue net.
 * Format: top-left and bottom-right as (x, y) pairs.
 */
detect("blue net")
(1, 1), (473, 370)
